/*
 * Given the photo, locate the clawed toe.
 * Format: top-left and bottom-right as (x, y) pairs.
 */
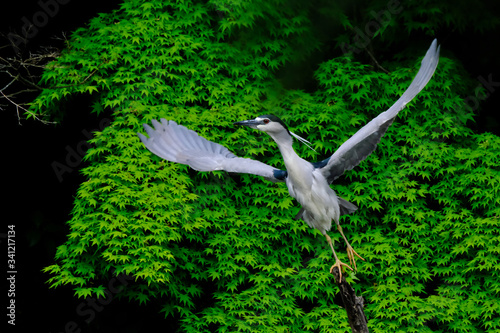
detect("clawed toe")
(346, 245), (365, 271)
(330, 259), (353, 283)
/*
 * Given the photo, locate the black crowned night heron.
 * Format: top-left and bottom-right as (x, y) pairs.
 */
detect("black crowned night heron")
(138, 40), (440, 281)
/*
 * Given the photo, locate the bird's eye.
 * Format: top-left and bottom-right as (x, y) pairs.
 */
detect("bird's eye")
(263, 119), (270, 124)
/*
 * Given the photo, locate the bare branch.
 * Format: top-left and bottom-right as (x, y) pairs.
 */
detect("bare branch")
(364, 47), (390, 74)
(0, 90), (56, 125)
(0, 34), (62, 124)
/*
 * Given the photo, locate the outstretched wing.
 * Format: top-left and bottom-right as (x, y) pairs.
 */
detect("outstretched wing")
(138, 119), (286, 182)
(320, 39), (440, 183)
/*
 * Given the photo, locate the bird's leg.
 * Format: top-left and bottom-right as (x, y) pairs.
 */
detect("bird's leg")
(337, 224), (365, 271)
(325, 233), (353, 282)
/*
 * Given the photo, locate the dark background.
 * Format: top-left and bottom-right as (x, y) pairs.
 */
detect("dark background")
(1, 1), (499, 332)
(1, 1), (167, 332)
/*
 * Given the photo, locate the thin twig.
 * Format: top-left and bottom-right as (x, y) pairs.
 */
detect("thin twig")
(0, 90), (56, 125)
(0, 36), (63, 124)
(346, 26), (390, 74)
(364, 47), (390, 74)
(51, 68), (98, 89)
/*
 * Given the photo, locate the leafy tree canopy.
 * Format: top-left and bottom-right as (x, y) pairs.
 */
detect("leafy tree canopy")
(34, 0), (500, 331)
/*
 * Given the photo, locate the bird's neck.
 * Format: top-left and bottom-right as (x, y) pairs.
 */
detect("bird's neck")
(268, 131), (302, 167)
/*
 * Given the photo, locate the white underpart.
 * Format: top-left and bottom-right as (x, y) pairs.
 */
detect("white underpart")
(287, 167), (340, 234)
(265, 127), (339, 235)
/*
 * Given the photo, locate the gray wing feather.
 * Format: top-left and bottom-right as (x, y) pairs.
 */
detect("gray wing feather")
(321, 39), (440, 183)
(138, 119), (284, 182)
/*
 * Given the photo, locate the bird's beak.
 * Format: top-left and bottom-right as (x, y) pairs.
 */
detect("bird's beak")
(233, 119), (261, 128)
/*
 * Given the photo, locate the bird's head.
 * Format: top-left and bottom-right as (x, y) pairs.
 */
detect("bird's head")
(233, 114), (290, 135)
(234, 114), (314, 150)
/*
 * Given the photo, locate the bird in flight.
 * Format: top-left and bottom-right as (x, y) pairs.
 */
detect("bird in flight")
(138, 40), (440, 282)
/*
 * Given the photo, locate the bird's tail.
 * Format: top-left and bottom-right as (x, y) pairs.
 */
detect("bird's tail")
(338, 197), (357, 215)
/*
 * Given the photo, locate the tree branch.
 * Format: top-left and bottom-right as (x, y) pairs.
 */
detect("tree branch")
(332, 267), (369, 333)
(346, 26), (390, 74)
(0, 90), (56, 125)
(0, 35), (62, 124)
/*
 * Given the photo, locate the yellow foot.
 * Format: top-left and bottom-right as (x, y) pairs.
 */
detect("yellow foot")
(346, 245), (365, 272)
(330, 259), (353, 283)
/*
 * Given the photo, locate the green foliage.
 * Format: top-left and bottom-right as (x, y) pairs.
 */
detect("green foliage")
(35, 0), (500, 332)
